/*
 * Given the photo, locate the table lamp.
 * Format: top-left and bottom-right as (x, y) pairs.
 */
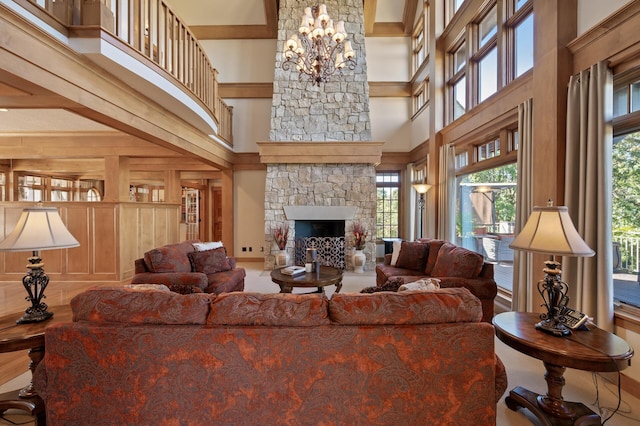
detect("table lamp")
(509, 201), (594, 336)
(0, 206), (80, 324)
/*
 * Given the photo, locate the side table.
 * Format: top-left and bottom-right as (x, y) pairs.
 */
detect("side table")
(0, 304), (73, 425)
(493, 311), (634, 426)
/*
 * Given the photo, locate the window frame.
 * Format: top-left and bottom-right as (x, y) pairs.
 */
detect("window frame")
(376, 171), (402, 240)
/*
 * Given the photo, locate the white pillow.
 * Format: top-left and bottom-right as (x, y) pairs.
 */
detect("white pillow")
(398, 278), (441, 292)
(390, 240), (402, 266)
(193, 241), (224, 251)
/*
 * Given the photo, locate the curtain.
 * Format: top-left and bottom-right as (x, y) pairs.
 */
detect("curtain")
(437, 143), (456, 242)
(512, 98), (534, 312)
(563, 61), (614, 331)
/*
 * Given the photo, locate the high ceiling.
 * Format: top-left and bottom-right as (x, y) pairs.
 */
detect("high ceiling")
(0, 0), (413, 179)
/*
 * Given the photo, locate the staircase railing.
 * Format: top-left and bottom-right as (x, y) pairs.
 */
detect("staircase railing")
(22, 0), (233, 145)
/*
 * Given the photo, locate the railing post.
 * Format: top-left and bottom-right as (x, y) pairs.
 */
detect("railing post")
(81, 0), (115, 32)
(52, 0), (73, 25)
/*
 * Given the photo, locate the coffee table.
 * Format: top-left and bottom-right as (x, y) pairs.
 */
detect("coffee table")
(270, 265), (343, 294)
(493, 311), (634, 426)
(0, 304), (73, 424)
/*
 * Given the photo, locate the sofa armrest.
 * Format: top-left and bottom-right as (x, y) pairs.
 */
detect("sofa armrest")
(228, 257), (238, 269)
(131, 272), (208, 293)
(383, 254), (392, 265)
(134, 258), (148, 274)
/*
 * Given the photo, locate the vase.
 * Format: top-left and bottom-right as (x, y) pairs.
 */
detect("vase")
(353, 250), (366, 273)
(275, 249), (290, 267)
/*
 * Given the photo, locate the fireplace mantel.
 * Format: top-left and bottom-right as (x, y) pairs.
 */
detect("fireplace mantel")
(257, 142), (383, 164)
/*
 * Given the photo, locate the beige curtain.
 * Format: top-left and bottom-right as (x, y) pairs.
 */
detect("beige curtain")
(512, 98), (534, 312)
(437, 143), (456, 242)
(563, 61), (614, 331)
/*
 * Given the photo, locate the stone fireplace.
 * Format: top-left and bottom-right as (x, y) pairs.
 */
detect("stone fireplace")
(262, 0), (381, 271)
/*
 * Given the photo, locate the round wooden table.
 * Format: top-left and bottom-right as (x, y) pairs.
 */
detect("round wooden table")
(493, 311), (634, 426)
(0, 304), (73, 423)
(270, 265), (343, 294)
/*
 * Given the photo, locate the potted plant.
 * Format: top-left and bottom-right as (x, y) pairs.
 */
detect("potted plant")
(351, 221), (368, 273)
(272, 223), (290, 267)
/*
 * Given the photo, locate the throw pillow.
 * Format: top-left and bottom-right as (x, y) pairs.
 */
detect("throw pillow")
(431, 242), (484, 278)
(398, 278), (441, 292)
(395, 241), (429, 271)
(390, 240), (402, 266)
(193, 241), (224, 251)
(188, 248), (232, 274)
(424, 239), (446, 275)
(144, 245), (192, 273)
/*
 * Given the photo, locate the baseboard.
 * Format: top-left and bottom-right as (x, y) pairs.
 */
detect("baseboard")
(237, 257), (264, 262)
(621, 372), (640, 400)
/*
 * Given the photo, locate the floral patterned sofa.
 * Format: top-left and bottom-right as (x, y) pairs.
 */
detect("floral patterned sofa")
(375, 239), (497, 322)
(131, 239), (245, 294)
(34, 286), (507, 425)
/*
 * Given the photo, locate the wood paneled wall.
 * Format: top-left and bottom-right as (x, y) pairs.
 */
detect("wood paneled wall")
(0, 202), (180, 283)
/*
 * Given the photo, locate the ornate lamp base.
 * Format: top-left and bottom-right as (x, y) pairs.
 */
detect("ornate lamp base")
(16, 252), (53, 324)
(535, 319), (571, 337)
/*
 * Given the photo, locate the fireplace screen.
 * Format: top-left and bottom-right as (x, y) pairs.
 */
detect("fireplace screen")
(294, 220), (345, 269)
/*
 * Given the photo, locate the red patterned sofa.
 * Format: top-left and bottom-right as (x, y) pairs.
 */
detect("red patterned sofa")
(376, 239), (497, 322)
(35, 286), (507, 425)
(131, 239), (245, 294)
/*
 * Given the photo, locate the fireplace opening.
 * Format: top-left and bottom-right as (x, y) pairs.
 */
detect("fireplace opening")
(294, 220), (345, 269)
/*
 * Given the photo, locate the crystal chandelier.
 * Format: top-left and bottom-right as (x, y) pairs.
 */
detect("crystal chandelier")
(282, 3), (356, 86)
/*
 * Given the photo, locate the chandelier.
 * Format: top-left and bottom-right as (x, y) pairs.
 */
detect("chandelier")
(282, 3), (356, 86)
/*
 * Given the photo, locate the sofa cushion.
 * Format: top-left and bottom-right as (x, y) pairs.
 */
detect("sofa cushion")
(208, 292), (330, 326)
(330, 287), (482, 325)
(71, 286), (215, 324)
(143, 241), (195, 273)
(424, 239), (446, 275)
(395, 241), (429, 271)
(188, 248), (231, 274)
(431, 242), (484, 279)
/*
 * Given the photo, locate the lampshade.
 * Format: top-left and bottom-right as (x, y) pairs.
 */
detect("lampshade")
(509, 205), (594, 257)
(0, 207), (79, 252)
(412, 183), (432, 194)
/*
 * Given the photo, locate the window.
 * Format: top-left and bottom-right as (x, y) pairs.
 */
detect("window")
(0, 172), (5, 202)
(50, 178), (73, 202)
(476, 139), (500, 162)
(448, 40), (467, 121)
(376, 172), (401, 239)
(456, 164), (517, 291)
(455, 151), (469, 169)
(474, 6), (498, 102)
(18, 175), (44, 202)
(412, 9), (427, 74)
(612, 72), (640, 310)
(445, 0), (534, 123)
(87, 188), (101, 202)
(413, 78), (429, 116)
(514, 13), (533, 78)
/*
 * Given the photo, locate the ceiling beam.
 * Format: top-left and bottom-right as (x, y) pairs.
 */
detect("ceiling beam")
(0, 134), (186, 158)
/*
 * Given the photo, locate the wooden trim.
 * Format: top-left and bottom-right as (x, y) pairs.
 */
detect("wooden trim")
(369, 22), (408, 37)
(364, 0), (377, 36)
(218, 82), (411, 99)
(567, 1), (640, 74)
(378, 152), (412, 170)
(219, 83), (273, 98)
(257, 142), (384, 165)
(369, 82), (412, 97)
(233, 153), (265, 171)
(621, 373), (640, 401)
(190, 25), (275, 40)
(403, 0), (420, 35)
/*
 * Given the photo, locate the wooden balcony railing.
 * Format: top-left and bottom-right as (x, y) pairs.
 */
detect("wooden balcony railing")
(23, 0), (233, 145)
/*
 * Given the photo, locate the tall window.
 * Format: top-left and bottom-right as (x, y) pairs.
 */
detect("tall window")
(456, 164), (517, 291)
(18, 175), (44, 201)
(446, 0), (534, 123)
(449, 41), (467, 121)
(612, 73), (640, 310)
(475, 6), (498, 102)
(376, 172), (401, 238)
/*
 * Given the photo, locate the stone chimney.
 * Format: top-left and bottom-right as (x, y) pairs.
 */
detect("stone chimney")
(262, 0), (381, 272)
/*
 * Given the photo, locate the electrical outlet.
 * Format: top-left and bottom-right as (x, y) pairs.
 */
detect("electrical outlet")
(242, 247), (247, 252)
(260, 246), (264, 252)
(249, 247), (253, 252)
